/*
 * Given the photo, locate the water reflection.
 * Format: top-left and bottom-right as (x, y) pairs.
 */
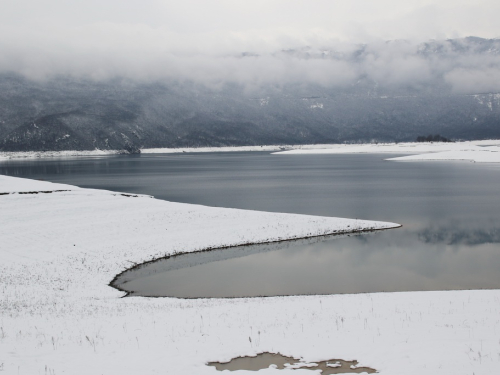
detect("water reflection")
(2, 153), (500, 298)
(418, 223), (500, 245)
(112, 222), (500, 298)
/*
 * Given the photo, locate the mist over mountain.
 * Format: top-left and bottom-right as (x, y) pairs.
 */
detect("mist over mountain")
(1, 37), (499, 152)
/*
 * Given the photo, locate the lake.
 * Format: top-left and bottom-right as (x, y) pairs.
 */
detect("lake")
(2, 152), (500, 298)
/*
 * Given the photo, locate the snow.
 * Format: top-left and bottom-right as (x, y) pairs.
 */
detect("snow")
(0, 175), (401, 374)
(2, 140), (500, 160)
(0, 145), (315, 159)
(141, 145), (290, 154)
(0, 149), (120, 160)
(273, 141), (484, 155)
(1, 174), (500, 374)
(0, 174), (80, 193)
(387, 146), (500, 163)
(470, 139), (500, 146)
(273, 141), (500, 163)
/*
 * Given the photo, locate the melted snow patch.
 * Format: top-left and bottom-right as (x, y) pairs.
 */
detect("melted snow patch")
(208, 353), (376, 374)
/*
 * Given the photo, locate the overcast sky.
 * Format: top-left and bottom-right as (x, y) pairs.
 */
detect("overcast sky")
(2, 0), (499, 42)
(0, 0), (499, 89)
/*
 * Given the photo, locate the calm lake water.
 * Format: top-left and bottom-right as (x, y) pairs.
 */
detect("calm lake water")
(2, 152), (500, 298)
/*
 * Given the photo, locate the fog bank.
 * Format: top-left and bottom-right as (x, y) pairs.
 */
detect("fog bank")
(1, 1), (500, 93)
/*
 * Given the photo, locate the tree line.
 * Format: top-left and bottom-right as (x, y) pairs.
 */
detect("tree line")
(416, 134), (452, 143)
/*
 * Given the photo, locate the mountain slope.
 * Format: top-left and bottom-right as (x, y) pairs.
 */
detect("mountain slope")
(0, 37), (499, 151)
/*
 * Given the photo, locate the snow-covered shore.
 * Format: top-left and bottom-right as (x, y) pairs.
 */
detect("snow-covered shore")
(0, 145), (318, 160)
(273, 140), (500, 163)
(0, 147), (287, 160)
(141, 145), (290, 153)
(1, 176), (499, 374)
(0, 149), (121, 160)
(387, 146), (500, 163)
(2, 140), (498, 161)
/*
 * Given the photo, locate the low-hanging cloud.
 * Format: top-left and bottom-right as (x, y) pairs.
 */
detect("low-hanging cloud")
(1, 1), (500, 93)
(445, 68), (500, 94)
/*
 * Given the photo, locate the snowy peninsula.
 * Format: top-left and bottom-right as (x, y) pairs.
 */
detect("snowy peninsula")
(1, 175), (499, 374)
(273, 140), (500, 163)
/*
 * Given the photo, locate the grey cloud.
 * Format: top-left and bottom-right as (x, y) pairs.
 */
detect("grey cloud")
(1, 25), (500, 95)
(444, 68), (500, 94)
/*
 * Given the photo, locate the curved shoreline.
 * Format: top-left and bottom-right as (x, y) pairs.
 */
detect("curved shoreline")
(1, 174), (499, 375)
(110, 225), (402, 298)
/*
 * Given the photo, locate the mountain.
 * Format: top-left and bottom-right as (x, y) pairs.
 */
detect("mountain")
(0, 37), (499, 152)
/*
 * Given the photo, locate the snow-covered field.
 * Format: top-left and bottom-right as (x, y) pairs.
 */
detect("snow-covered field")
(273, 141), (500, 163)
(1, 175), (499, 375)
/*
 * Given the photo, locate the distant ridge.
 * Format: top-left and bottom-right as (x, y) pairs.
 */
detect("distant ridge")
(0, 37), (499, 152)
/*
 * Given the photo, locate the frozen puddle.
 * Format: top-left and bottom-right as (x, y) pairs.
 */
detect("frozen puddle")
(207, 353), (377, 374)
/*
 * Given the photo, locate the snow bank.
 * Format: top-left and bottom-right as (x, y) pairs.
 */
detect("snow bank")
(273, 141), (500, 164)
(387, 146), (500, 163)
(141, 145), (288, 153)
(0, 145), (332, 159)
(2, 140), (499, 160)
(0, 176), (498, 375)
(469, 139), (500, 146)
(140, 144), (378, 154)
(0, 149), (120, 160)
(272, 141), (485, 155)
(0, 174), (82, 193)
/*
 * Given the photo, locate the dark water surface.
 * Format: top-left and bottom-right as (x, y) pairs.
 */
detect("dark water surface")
(2, 152), (500, 297)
